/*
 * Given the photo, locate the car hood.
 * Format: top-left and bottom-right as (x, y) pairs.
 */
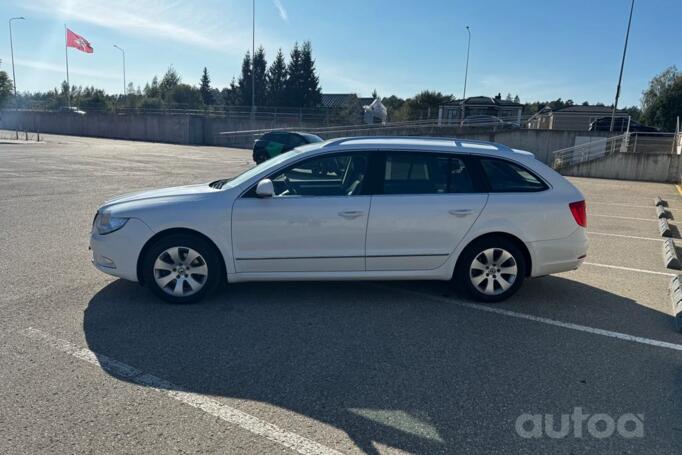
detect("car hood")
(100, 183), (217, 212)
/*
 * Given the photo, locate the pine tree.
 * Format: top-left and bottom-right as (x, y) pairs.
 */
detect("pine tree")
(199, 67), (212, 105)
(284, 43), (303, 106)
(237, 51), (253, 106)
(223, 77), (240, 106)
(144, 76), (161, 98)
(299, 41), (322, 107)
(253, 47), (267, 106)
(266, 48), (288, 106)
(372, 89), (378, 100)
(159, 66), (180, 99)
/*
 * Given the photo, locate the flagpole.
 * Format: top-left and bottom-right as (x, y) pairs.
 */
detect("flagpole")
(64, 25), (70, 108)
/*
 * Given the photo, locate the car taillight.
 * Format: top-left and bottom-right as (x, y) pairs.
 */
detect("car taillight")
(569, 200), (587, 228)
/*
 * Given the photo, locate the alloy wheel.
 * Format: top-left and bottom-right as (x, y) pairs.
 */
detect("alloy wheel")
(153, 246), (209, 297)
(469, 247), (518, 296)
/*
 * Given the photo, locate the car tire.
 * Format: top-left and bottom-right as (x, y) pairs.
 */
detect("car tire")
(456, 236), (526, 303)
(253, 152), (268, 164)
(142, 233), (221, 304)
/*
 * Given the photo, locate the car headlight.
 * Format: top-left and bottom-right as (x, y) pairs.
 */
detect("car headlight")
(94, 211), (129, 235)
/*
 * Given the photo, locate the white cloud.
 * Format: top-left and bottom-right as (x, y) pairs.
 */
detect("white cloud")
(19, 0), (253, 54)
(273, 0), (289, 23)
(16, 58), (119, 80)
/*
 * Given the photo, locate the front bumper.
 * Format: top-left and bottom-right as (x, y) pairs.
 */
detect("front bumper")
(89, 218), (154, 282)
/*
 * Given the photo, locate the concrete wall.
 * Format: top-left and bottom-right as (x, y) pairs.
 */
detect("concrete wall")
(0, 111), (325, 146)
(560, 152), (681, 183)
(2, 110), (615, 166)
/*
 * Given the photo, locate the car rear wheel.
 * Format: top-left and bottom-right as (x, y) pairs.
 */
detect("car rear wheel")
(142, 233), (221, 304)
(457, 237), (526, 302)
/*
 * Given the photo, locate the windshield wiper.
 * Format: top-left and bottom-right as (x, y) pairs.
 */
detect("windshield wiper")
(209, 178), (232, 189)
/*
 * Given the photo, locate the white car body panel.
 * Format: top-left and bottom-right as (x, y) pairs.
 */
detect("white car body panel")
(232, 196), (371, 272)
(89, 137), (588, 287)
(365, 194), (488, 271)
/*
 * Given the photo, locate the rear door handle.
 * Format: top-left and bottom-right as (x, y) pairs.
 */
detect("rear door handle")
(449, 209), (474, 217)
(338, 210), (364, 219)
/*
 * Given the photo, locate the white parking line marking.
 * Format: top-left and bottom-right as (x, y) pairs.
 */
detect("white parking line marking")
(587, 231), (665, 242)
(588, 201), (656, 209)
(583, 262), (676, 277)
(591, 214), (658, 222)
(381, 288), (682, 353)
(583, 262), (677, 276)
(21, 327), (343, 455)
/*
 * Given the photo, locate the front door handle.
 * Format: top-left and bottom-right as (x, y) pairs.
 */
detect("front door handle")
(338, 210), (364, 219)
(449, 209), (474, 217)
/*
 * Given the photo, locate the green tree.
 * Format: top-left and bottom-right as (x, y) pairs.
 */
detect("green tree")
(140, 97), (164, 110)
(404, 91), (451, 119)
(79, 87), (110, 111)
(253, 47), (267, 106)
(222, 77), (240, 106)
(159, 66), (181, 99)
(299, 41), (322, 107)
(641, 66), (678, 113)
(0, 71), (13, 107)
(166, 83), (203, 109)
(237, 51), (253, 106)
(144, 76), (161, 98)
(199, 67), (212, 105)
(641, 66), (682, 130)
(284, 43), (303, 106)
(266, 48), (288, 106)
(382, 95), (405, 120)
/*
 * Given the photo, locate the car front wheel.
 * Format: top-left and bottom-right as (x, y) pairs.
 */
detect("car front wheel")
(142, 233), (221, 304)
(457, 237), (526, 302)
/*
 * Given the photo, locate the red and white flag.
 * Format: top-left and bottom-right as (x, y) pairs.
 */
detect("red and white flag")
(66, 28), (93, 54)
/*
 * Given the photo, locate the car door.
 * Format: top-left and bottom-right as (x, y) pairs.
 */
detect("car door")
(231, 151), (371, 273)
(365, 151), (488, 271)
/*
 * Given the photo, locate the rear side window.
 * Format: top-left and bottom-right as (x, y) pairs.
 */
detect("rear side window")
(383, 152), (475, 195)
(479, 158), (548, 192)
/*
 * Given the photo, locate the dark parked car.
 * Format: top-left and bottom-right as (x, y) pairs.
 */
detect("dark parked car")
(252, 131), (323, 164)
(588, 117), (658, 133)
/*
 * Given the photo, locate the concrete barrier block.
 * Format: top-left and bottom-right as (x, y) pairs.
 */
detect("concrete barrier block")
(659, 218), (672, 237)
(663, 239), (681, 269)
(669, 275), (682, 332)
(657, 205), (670, 219)
(655, 196), (667, 207)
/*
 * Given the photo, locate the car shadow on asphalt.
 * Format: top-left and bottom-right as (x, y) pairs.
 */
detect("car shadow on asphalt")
(83, 278), (676, 454)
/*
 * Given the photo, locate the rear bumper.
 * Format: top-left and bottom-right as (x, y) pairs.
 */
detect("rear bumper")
(89, 218), (154, 282)
(529, 228), (588, 277)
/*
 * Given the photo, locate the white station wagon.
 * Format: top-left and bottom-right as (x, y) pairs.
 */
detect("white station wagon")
(90, 137), (588, 303)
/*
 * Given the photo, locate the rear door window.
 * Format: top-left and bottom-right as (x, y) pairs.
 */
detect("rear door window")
(382, 152), (475, 195)
(479, 158), (548, 192)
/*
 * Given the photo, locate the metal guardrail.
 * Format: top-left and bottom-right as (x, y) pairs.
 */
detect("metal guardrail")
(552, 134), (629, 169)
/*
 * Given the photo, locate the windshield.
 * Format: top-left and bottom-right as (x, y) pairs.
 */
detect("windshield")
(222, 141), (325, 189)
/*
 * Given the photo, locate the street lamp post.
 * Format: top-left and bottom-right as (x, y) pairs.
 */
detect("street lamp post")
(461, 26), (471, 123)
(9, 16), (25, 140)
(609, 0), (635, 132)
(113, 45), (126, 98)
(251, 0), (256, 121)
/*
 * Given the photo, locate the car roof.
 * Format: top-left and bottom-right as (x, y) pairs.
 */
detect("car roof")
(319, 136), (530, 159)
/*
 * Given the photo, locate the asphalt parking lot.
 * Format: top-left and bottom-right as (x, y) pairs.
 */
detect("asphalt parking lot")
(2, 134), (682, 454)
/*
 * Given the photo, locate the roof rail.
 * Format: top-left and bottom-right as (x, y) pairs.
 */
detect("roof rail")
(323, 136), (515, 153)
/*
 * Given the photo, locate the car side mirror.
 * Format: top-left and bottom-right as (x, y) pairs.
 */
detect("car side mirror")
(256, 178), (274, 198)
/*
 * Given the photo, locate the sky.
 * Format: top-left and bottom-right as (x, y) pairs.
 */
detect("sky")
(1, 0), (680, 107)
